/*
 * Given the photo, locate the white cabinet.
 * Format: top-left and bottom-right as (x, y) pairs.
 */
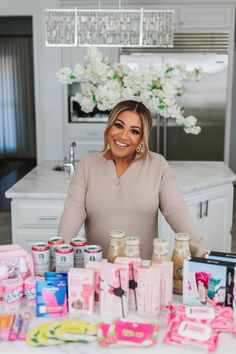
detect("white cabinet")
(158, 183), (234, 255)
(11, 199), (65, 253)
(66, 123), (106, 160)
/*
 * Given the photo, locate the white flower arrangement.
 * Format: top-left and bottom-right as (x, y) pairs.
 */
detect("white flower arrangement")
(57, 48), (204, 134)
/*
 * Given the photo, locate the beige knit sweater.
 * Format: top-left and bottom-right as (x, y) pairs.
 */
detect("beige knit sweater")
(58, 152), (207, 259)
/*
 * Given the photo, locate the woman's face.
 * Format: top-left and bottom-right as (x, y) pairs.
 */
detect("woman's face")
(107, 110), (143, 161)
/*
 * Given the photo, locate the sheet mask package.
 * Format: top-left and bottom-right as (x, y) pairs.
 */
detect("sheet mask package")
(137, 265), (161, 317)
(68, 268), (95, 315)
(114, 257), (142, 311)
(100, 263), (129, 318)
(183, 257), (236, 308)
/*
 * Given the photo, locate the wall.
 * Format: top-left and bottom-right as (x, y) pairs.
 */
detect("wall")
(1, 0), (236, 165)
(230, 48), (236, 175)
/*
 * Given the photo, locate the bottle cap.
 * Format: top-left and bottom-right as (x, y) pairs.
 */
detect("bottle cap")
(125, 236), (140, 246)
(175, 233), (190, 241)
(153, 238), (168, 247)
(110, 229), (126, 238)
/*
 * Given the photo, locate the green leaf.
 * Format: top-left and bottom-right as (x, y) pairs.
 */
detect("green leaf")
(69, 74), (76, 80)
(159, 103), (166, 110)
(166, 67), (174, 73)
(92, 95), (96, 103)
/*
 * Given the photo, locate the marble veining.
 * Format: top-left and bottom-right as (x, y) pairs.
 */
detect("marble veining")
(5, 160), (236, 199)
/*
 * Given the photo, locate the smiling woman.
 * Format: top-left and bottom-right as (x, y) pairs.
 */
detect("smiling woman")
(58, 100), (208, 260)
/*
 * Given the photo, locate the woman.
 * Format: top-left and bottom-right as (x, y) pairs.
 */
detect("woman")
(58, 100), (208, 259)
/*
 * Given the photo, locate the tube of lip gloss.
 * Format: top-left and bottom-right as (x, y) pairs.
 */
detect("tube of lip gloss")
(9, 313), (22, 341)
(18, 312), (31, 340)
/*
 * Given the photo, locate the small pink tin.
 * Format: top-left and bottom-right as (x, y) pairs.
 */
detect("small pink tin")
(2, 278), (23, 312)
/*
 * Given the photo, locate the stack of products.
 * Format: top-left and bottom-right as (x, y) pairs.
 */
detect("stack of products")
(183, 251), (236, 308)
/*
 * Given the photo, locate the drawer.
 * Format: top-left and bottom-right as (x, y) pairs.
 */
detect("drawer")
(16, 229), (59, 253)
(15, 202), (64, 228)
(68, 123), (106, 141)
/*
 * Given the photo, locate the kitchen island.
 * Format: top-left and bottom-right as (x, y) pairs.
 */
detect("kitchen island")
(5, 160), (236, 253)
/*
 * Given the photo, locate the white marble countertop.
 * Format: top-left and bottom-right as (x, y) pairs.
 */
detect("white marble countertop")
(0, 295), (235, 354)
(5, 160), (236, 199)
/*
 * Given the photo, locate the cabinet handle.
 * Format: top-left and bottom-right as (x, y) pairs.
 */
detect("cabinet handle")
(199, 202), (203, 218)
(204, 200), (209, 217)
(39, 216), (60, 220)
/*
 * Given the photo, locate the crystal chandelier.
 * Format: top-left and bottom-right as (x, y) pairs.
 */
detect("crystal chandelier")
(45, 5), (174, 48)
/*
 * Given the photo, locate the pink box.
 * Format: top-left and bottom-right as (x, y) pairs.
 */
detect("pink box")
(100, 263), (129, 318)
(151, 261), (173, 309)
(85, 261), (108, 303)
(114, 257), (142, 311)
(137, 265), (161, 317)
(68, 268), (95, 315)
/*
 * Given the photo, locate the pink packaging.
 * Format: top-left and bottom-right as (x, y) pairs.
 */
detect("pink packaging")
(2, 278), (23, 311)
(152, 261), (173, 309)
(137, 265), (161, 317)
(68, 268), (95, 315)
(0, 246), (34, 299)
(100, 263), (129, 318)
(114, 257), (142, 311)
(85, 261), (108, 303)
(24, 276), (43, 308)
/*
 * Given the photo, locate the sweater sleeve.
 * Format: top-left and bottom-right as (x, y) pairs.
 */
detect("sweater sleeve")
(57, 159), (87, 243)
(159, 158), (208, 257)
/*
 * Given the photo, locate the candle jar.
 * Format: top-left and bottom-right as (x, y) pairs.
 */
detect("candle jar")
(151, 238), (169, 263)
(124, 236), (141, 258)
(171, 233), (191, 295)
(107, 229), (126, 263)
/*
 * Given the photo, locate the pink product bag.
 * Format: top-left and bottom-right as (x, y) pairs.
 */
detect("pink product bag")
(0, 245), (34, 300)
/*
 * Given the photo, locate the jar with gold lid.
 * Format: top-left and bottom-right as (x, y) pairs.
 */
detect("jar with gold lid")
(124, 236), (141, 258)
(106, 229), (126, 263)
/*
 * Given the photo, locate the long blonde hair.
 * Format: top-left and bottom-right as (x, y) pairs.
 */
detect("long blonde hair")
(103, 100), (153, 158)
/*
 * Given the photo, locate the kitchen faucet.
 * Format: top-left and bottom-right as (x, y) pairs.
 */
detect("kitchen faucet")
(63, 141), (76, 174)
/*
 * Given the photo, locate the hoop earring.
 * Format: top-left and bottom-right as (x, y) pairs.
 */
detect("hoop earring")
(136, 143), (144, 154)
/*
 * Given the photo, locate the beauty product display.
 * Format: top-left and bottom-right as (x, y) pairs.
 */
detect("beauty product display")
(24, 276), (43, 308)
(124, 236), (141, 258)
(171, 233), (191, 295)
(68, 268), (95, 315)
(114, 257), (141, 310)
(100, 263), (129, 318)
(97, 320), (159, 347)
(0, 311), (31, 342)
(85, 261), (108, 302)
(183, 257), (236, 308)
(151, 238), (169, 263)
(152, 261), (173, 309)
(36, 277), (68, 317)
(2, 278), (23, 312)
(137, 265), (161, 317)
(106, 229), (126, 263)
(0, 246), (34, 300)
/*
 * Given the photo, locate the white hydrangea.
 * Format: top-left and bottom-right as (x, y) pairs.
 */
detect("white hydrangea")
(57, 47), (203, 134)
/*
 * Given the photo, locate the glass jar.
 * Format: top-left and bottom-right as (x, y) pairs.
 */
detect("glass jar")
(151, 238), (169, 263)
(171, 233), (191, 295)
(106, 229), (126, 263)
(124, 236), (141, 258)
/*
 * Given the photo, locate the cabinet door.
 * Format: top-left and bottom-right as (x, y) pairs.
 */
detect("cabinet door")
(200, 184), (233, 252)
(15, 229), (59, 253)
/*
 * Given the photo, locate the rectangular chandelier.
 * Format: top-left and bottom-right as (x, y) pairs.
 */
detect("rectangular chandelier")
(45, 9), (174, 48)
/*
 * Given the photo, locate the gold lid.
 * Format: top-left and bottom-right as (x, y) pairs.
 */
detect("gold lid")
(125, 236), (140, 246)
(110, 229), (126, 238)
(175, 233), (190, 241)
